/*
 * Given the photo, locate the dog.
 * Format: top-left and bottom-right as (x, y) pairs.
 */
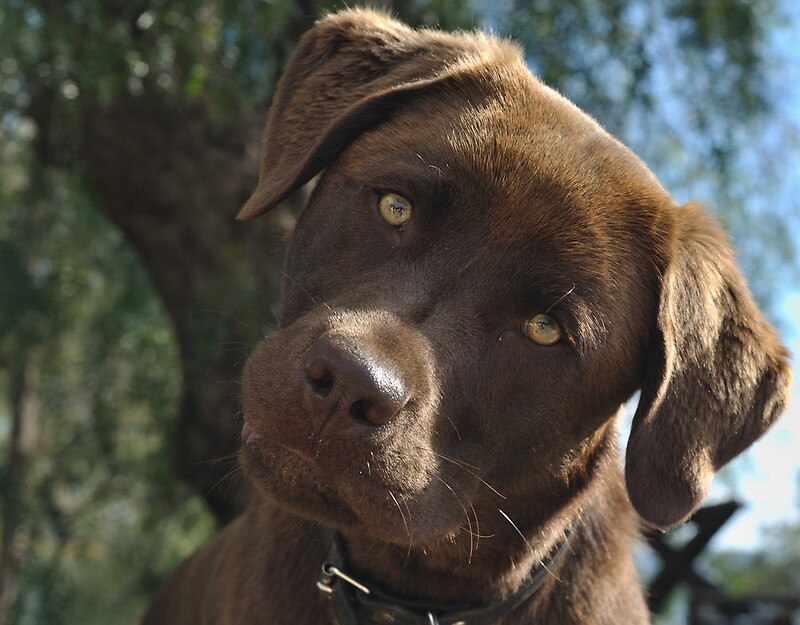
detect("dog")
(142, 9), (791, 625)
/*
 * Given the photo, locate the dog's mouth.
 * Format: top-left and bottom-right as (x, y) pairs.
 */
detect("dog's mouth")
(239, 405), (485, 548)
(240, 426), (363, 527)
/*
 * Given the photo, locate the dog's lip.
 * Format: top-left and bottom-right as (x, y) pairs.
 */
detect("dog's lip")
(279, 441), (319, 464)
(241, 420), (252, 444)
(241, 419), (263, 445)
(241, 421), (319, 466)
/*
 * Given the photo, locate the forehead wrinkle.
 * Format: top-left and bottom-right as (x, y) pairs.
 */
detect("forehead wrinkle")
(568, 287), (609, 357)
(467, 238), (611, 357)
(441, 69), (666, 249)
(447, 107), (583, 244)
(536, 265), (610, 357)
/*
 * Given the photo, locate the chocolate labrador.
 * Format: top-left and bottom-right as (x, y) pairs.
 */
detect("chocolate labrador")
(142, 9), (791, 625)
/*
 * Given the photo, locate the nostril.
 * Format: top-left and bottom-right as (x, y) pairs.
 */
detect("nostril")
(349, 397), (398, 426)
(305, 357), (334, 396)
(348, 399), (370, 424)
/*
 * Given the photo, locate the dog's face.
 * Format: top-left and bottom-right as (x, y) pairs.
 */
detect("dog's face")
(239, 10), (790, 550)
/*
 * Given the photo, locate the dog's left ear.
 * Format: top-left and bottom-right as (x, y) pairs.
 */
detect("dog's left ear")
(238, 9), (514, 220)
(626, 202), (791, 530)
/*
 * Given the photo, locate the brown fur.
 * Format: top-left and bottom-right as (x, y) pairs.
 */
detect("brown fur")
(142, 10), (791, 625)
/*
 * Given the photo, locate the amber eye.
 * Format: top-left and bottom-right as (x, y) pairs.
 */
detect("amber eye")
(524, 313), (562, 346)
(378, 193), (412, 226)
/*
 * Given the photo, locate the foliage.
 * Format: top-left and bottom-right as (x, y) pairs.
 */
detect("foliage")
(703, 523), (800, 596)
(0, 127), (215, 624)
(495, 0), (799, 315)
(702, 478), (800, 596)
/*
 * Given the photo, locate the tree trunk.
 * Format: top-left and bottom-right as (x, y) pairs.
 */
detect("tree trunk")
(80, 96), (297, 523)
(23, 0), (320, 525)
(0, 363), (37, 622)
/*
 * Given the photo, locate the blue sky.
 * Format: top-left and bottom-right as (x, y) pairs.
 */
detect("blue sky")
(705, 292), (800, 550)
(699, 0), (800, 552)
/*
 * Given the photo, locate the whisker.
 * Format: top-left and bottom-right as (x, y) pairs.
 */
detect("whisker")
(498, 508), (532, 550)
(431, 450), (481, 472)
(220, 340), (258, 349)
(219, 348), (251, 361)
(281, 271), (332, 311)
(248, 286), (278, 309)
(498, 509), (563, 582)
(236, 286), (283, 328)
(545, 284), (576, 314)
(216, 378), (244, 386)
(199, 308), (257, 333)
(203, 465), (244, 504)
(267, 303), (280, 327)
(444, 415), (462, 441)
(452, 480), (485, 553)
(432, 451), (507, 500)
(537, 557), (564, 582)
(457, 527), (496, 539)
(401, 497), (414, 561)
(388, 490), (413, 563)
(434, 475), (474, 564)
(194, 451), (242, 466)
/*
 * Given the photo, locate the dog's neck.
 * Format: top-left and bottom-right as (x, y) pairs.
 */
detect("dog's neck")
(253, 442), (641, 624)
(314, 441), (635, 608)
(316, 523), (573, 625)
(338, 509), (573, 604)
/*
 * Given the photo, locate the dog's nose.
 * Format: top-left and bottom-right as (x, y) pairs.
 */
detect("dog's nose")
(302, 336), (408, 427)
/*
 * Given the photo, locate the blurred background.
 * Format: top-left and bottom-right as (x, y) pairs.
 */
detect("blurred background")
(0, 0), (798, 623)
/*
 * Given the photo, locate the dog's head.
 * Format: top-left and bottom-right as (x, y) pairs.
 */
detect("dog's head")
(238, 9), (790, 549)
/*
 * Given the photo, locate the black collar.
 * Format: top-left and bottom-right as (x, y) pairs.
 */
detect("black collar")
(315, 526), (571, 625)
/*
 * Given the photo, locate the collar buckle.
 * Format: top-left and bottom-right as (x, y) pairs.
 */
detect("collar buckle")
(317, 562), (372, 597)
(317, 560), (443, 624)
(316, 525), (570, 625)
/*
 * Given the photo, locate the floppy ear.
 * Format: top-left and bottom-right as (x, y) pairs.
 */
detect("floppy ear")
(238, 9), (516, 220)
(626, 202), (791, 530)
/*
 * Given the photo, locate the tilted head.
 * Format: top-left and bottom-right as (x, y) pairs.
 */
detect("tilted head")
(238, 8), (791, 559)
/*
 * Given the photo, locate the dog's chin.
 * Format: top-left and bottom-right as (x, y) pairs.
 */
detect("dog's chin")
(240, 436), (470, 547)
(240, 440), (362, 528)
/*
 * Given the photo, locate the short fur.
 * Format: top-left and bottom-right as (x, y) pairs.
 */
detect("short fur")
(143, 10), (791, 625)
